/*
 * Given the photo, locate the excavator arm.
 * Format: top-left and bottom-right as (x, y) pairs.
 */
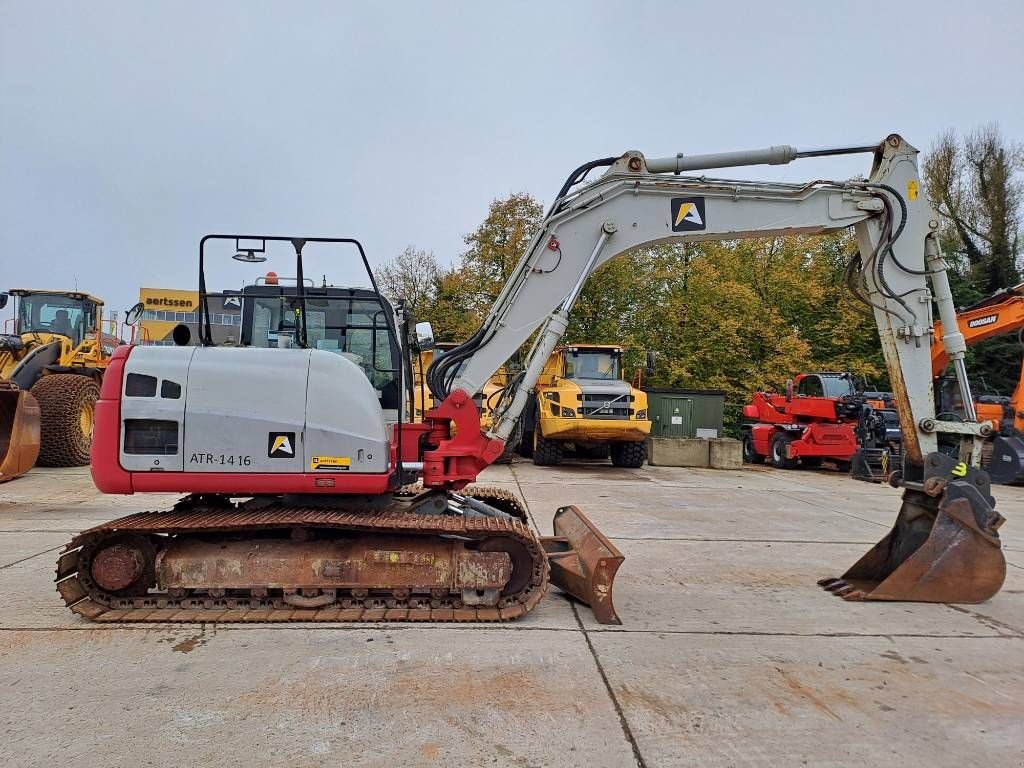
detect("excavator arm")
(420, 134), (1006, 604)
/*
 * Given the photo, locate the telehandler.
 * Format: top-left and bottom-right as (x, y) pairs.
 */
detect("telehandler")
(56, 135), (1007, 626)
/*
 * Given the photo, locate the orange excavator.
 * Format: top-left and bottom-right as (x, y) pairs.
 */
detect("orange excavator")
(933, 283), (1024, 484)
(855, 283), (1024, 483)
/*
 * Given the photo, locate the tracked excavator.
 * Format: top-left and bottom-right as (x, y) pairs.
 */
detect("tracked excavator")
(854, 282), (1024, 483)
(933, 282), (1024, 484)
(56, 135), (1007, 625)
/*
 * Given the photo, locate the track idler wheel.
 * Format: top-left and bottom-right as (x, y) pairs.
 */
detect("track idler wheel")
(89, 535), (156, 594)
(819, 453), (1006, 603)
(541, 505), (624, 624)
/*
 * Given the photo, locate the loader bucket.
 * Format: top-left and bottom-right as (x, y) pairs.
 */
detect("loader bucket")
(0, 384), (41, 483)
(541, 505), (624, 624)
(819, 453), (1006, 603)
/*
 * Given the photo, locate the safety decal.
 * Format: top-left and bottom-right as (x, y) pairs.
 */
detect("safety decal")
(907, 180), (919, 201)
(670, 197), (706, 232)
(268, 432), (296, 458)
(311, 455), (351, 471)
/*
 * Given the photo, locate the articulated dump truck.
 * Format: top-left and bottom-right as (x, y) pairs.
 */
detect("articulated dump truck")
(57, 137), (1009, 626)
(520, 344), (651, 467)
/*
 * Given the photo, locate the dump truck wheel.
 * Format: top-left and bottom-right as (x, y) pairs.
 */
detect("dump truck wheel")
(610, 440), (646, 468)
(769, 433), (798, 470)
(742, 433), (760, 463)
(495, 422), (521, 464)
(31, 374), (100, 467)
(532, 432), (563, 466)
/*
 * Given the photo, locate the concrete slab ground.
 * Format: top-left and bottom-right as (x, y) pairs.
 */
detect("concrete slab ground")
(1, 461), (1021, 767)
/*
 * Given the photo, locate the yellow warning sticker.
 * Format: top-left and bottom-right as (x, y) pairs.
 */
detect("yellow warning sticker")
(907, 180), (919, 201)
(311, 455), (351, 471)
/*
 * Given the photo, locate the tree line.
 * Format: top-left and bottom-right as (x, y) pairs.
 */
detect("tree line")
(379, 126), (1023, 411)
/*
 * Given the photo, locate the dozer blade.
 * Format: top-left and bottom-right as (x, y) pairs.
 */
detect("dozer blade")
(541, 505), (624, 624)
(0, 384), (41, 483)
(819, 452), (1006, 603)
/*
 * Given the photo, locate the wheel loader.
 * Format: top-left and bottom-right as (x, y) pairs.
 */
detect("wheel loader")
(57, 137), (1008, 627)
(519, 344), (651, 467)
(0, 289), (127, 481)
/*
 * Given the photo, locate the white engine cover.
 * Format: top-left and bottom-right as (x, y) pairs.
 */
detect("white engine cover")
(118, 346), (389, 474)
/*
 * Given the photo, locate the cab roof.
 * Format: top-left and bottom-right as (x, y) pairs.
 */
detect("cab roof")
(558, 344), (624, 352)
(8, 289), (104, 304)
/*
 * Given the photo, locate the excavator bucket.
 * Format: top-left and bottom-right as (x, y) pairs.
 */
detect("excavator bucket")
(0, 383), (41, 483)
(820, 453), (1006, 603)
(541, 506), (624, 624)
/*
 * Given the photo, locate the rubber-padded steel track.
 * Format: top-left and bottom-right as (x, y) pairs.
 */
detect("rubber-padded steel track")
(56, 503), (548, 623)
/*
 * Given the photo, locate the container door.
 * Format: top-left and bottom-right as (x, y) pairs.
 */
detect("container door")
(656, 396), (692, 438)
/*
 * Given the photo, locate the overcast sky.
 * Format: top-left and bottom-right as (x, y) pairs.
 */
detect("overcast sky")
(2, 1), (1022, 316)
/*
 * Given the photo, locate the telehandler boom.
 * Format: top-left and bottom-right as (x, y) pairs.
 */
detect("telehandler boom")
(57, 135), (1006, 626)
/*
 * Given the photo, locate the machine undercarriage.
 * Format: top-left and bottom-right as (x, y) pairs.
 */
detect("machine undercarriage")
(57, 486), (623, 623)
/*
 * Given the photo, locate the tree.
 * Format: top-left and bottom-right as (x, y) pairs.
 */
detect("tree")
(924, 125), (1023, 296)
(924, 125), (1024, 394)
(376, 246), (442, 316)
(419, 267), (479, 342)
(460, 192), (544, 317)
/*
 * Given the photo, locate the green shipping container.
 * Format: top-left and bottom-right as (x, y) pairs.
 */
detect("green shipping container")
(645, 388), (726, 439)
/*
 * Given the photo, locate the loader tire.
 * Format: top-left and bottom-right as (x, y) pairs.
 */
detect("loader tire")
(31, 374), (100, 467)
(611, 440), (647, 468)
(742, 433), (759, 464)
(769, 433), (798, 470)
(532, 432), (563, 466)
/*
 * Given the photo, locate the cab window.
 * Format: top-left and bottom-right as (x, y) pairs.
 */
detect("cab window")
(797, 376), (824, 397)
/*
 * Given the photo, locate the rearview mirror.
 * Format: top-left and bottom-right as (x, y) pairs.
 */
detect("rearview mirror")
(0, 293), (8, 310)
(645, 349), (656, 376)
(415, 321), (435, 351)
(124, 302), (145, 325)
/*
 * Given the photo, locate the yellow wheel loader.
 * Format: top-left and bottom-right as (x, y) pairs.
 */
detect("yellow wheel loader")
(0, 289), (124, 480)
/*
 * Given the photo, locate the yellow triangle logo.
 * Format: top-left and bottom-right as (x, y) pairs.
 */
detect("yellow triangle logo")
(675, 202), (703, 227)
(271, 435), (293, 455)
